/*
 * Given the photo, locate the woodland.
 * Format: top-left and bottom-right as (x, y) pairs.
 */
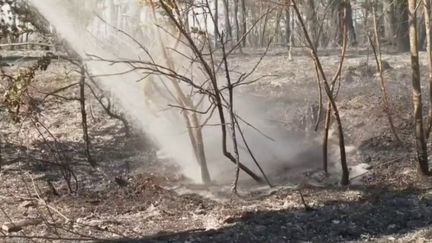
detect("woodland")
(1, 0), (432, 242)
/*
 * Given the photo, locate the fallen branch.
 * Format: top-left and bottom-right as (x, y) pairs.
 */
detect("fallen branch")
(1, 218), (43, 233)
(0, 42), (54, 48)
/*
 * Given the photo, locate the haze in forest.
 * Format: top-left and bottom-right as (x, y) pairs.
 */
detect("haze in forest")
(27, 0), (338, 184)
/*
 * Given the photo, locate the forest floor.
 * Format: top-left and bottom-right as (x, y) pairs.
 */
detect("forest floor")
(1, 48), (432, 242)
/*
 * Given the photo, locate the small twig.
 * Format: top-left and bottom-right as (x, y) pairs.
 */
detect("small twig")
(234, 116), (273, 187)
(40, 82), (80, 101)
(29, 175), (70, 223)
(84, 76), (131, 136)
(168, 102), (214, 115)
(298, 189), (315, 212)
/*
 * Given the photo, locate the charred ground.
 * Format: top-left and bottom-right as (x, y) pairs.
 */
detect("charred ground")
(1, 49), (432, 242)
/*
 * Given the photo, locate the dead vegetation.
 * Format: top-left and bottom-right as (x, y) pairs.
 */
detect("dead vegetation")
(2, 0), (432, 242)
(0, 48), (430, 242)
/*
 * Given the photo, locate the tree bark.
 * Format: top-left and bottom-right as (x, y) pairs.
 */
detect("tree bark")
(234, 0), (240, 43)
(424, 0), (432, 138)
(408, 0), (429, 176)
(345, 0), (357, 46)
(240, 0), (247, 47)
(222, 0), (233, 41)
(260, 2), (270, 47)
(284, 0), (291, 47)
(419, 9), (427, 50)
(275, 4), (284, 44)
(214, 0), (219, 47)
(292, 0), (349, 185)
(383, 0), (396, 45)
(369, 5), (402, 145)
(397, 1), (410, 51)
(0, 135), (2, 170)
(288, 6), (295, 60)
(304, 0), (318, 48)
(332, 0), (344, 47)
(79, 66), (95, 167)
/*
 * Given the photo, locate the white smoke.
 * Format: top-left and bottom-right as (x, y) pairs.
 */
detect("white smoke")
(29, 0), (342, 185)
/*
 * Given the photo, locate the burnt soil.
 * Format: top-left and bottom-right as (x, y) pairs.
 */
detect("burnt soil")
(2, 49), (432, 242)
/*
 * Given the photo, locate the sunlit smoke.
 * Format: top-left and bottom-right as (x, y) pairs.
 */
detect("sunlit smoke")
(29, 0), (341, 184)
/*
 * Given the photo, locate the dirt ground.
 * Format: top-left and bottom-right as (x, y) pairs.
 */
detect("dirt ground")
(2, 48), (432, 242)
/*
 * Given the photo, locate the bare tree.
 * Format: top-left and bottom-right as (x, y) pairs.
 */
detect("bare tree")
(292, 0), (349, 185)
(260, 1), (271, 47)
(304, 0), (318, 48)
(284, 0), (291, 48)
(408, 0), (429, 176)
(240, 0), (247, 47)
(79, 65), (95, 167)
(84, 0), (276, 187)
(424, 0), (432, 139)
(345, 0), (356, 46)
(222, 0), (233, 42)
(234, 0), (240, 43)
(397, 0), (410, 51)
(159, 0), (271, 187)
(368, 3), (402, 145)
(214, 0), (219, 47)
(383, 0), (396, 45)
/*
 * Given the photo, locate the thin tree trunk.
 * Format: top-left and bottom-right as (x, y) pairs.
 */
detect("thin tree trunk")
(408, 0), (429, 176)
(260, 3), (270, 47)
(345, 0), (357, 46)
(369, 5), (402, 145)
(383, 0), (396, 45)
(419, 9), (427, 50)
(222, 0), (233, 41)
(285, 0), (291, 47)
(288, 6), (294, 61)
(240, 0), (247, 47)
(397, 1), (410, 51)
(160, 0), (270, 185)
(363, 0), (370, 45)
(233, 0), (242, 53)
(292, 0), (349, 185)
(332, 0), (344, 47)
(234, 0), (240, 42)
(305, 0), (318, 48)
(323, 1), (348, 174)
(424, 0), (432, 138)
(0, 135), (2, 170)
(183, 6), (190, 34)
(217, 25), (244, 192)
(275, 5), (284, 44)
(152, 4), (213, 184)
(214, 0), (219, 47)
(79, 66), (95, 167)
(182, 110), (211, 184)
